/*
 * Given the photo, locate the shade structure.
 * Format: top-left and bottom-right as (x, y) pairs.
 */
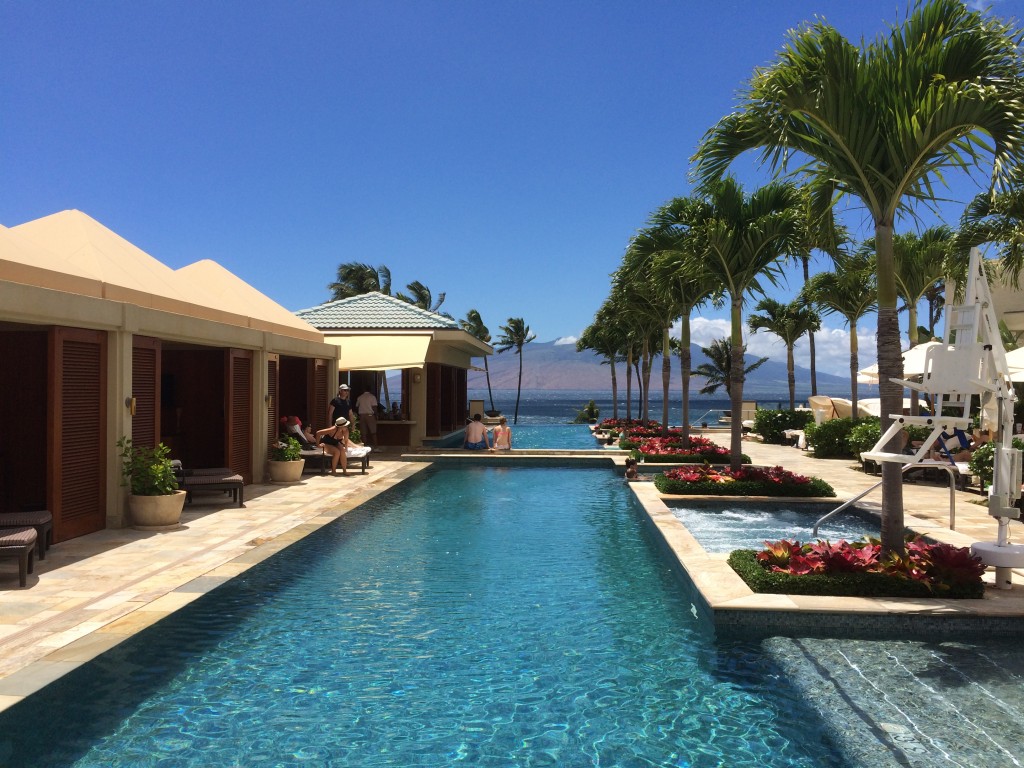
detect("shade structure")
(857, 341), (944, 383)
(326, 334), (431, 371)
(1005, 347), (1024, 382)
(856, 398), (914, 417)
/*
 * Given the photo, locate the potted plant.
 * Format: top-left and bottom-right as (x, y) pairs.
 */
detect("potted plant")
(117, 437), (186, 530)
(268, 436), (305, 483)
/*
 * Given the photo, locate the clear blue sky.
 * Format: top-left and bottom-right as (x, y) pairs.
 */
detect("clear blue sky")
(3, 1), (1022, 376)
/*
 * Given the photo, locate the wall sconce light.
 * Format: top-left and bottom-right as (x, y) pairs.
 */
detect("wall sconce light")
(125, 396), (136, 416)
(413, 373), (422, 384)
(265, 394), (273, 407)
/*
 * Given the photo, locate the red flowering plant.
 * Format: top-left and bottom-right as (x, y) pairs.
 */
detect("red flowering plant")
(655, 465), (835, 497)
(736, 535), (985, 598)
(632, 436), (744, 463)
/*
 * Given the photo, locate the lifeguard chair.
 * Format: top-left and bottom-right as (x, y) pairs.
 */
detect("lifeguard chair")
(860, 248), (1024, 588)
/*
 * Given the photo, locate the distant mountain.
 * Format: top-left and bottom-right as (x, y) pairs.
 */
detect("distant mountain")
(467, 340), (864, 398)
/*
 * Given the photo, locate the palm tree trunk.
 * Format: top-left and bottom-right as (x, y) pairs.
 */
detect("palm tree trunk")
(514, 351), (523, 425)
(661, 326), (671, 436)
(625, 347), (633, 423)
(680, 321), (692, 448)
(849, 321), (860, 419)
(804, 256), (818, 396)
(729, 297), (744, 472)
(876, 222), (906, 557)
(484, 357), (495, 413)
(907, 305), (920, 416)
(786, 345), (796, 411)
(641, 341), (652, 424)
(610, 357), (619, 421)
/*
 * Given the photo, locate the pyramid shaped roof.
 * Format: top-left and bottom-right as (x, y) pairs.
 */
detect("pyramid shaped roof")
(295, 292), (461, 331)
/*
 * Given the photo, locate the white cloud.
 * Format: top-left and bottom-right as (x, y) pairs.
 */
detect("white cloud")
(553, 335), (578, 346)
(674, 317), (877, 378)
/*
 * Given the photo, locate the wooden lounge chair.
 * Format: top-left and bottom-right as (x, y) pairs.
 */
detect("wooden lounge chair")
(0, 527), (37, 588)
(300, 446), (371, 475)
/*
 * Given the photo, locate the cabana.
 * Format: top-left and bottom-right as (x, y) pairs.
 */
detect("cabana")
(0, 210), (338, 543)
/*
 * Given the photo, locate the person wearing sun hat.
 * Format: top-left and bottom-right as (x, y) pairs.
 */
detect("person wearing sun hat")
(328, 383), (351, 426)
(315, 416), (350, 475)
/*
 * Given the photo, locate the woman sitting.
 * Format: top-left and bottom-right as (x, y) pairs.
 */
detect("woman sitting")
(316, 417), (350, 476)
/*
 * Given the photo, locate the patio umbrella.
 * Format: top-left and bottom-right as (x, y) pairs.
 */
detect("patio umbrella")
(857, 341), (944, 383)
(1005, 346), (1024, 382)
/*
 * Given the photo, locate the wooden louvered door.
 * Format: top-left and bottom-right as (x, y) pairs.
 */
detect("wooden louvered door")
(310, 358), (329, 431)
(267, 355), (280, 449)
(132, 337), (161, 449)
(49, 327), (107, 542)
(225, 349), (253, 483)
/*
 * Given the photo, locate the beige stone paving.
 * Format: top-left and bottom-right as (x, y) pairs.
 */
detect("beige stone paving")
(1, 440), (1024, 714)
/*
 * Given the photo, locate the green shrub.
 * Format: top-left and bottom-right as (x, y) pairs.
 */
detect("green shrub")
(270, 436), (303, 461)
(752, 409), (814, 445)
(806, 417), (874, 459)
(968, 437), (1024, 489)
(727, 550), (983, 599)
(846, 419), (880, 459)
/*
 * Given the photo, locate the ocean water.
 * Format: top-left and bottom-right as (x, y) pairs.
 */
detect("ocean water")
(469, 388), (782, 426)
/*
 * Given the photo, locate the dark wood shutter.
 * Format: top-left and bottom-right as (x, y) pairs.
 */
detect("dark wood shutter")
(226, 349), (253, 483)
(132, 336), (161, 449)
(49, 327), (107, 542)
(311, 358), (329, 431)
(267, 354), (280, 449)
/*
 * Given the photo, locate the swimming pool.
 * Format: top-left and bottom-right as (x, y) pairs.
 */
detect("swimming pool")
(0, 467), (846, 767)
(668, 501), (879, 553)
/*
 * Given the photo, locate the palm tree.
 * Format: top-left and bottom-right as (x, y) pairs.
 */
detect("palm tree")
(802, 252), (877, 414)
(577, 303), (627, 421)
(665, 176), (801, 470)
(960, 170), (1024, 281)
(693, 338), (768, 397)
(747, 298), (821, 411)
(396, 280), (447, 313)
(328, 263), (392, 300)
(693, 0), (1024, 554)
(647, 196), (721, 445)
(495, 318), (536, 424)
(461, 309), (494, 413)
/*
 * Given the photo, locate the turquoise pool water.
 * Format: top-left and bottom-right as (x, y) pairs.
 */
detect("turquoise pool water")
(668, 502), (879, 553)
(0, 467), (847, 767)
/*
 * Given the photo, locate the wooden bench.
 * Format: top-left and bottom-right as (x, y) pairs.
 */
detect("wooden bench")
(171, 464), (245, 507)
(0, 527), (37, 588)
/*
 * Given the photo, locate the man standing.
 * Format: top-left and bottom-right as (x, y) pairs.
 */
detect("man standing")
(328, 384), (351, 426)
(355, 387), (379, 448)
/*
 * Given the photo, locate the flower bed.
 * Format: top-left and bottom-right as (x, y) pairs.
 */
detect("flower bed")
(631, 436), (747, 463)
(654, 465), (835, 497)
(728, 536), (985, 598)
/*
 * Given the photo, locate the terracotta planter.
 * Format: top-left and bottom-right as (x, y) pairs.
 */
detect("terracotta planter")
(268, 459), (305, 483)
(129, 490), (186, 531)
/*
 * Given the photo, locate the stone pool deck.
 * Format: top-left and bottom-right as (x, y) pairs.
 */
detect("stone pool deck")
(0, 440), (1022, 713)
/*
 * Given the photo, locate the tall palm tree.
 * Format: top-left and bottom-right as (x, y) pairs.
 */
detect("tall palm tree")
(460, 309), (494, 413)
(648, 196), (722, 445)
(693, 339), (768, 397)
(495, 318), (536, 425)
(960, 170), (1024, 281)
(693, 0), (1024, 553)
(892, 227), (953, 348)
(747, 298), (821, 411)
(802, 252), (877, 414)
(668, 176), (802, 470)
(577, 303), (627, 421)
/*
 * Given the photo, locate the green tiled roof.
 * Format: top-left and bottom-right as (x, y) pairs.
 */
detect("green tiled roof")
(295, 292), (460, 330)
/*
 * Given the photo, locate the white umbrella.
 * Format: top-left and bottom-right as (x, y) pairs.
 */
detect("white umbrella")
(1005, 346), (1024, 382)
(857, 341), (944, 383)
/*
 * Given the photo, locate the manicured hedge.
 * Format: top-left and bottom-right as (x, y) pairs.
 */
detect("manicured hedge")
(654, 471), (835, 497)
(753, 408), (814, 445)
(727, 550), (984, 599)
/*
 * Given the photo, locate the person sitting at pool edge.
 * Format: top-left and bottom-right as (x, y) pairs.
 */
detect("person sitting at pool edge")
(464, 413), (490, 450)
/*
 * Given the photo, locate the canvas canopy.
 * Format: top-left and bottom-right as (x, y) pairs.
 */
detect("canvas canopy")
(327, 334), (432, 371)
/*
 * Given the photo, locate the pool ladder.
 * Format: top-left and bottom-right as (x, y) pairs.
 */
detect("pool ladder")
(812, 462), (959, 536)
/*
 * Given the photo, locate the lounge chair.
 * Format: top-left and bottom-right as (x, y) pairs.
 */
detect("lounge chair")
(0, 509), (53, 560)
(300, 445), (372, 475)
(171, 462), (244, 507)
(0, 527), (37, 588)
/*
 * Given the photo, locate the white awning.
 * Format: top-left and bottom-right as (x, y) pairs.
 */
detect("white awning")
(326, 334), (431, 371)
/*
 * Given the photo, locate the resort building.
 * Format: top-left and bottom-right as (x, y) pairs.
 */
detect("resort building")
(295, 292), (492, 448)
(0, 210), (339, 543)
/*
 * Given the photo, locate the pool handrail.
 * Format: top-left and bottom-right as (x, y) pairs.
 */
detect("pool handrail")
(812, 462), (958, 536)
